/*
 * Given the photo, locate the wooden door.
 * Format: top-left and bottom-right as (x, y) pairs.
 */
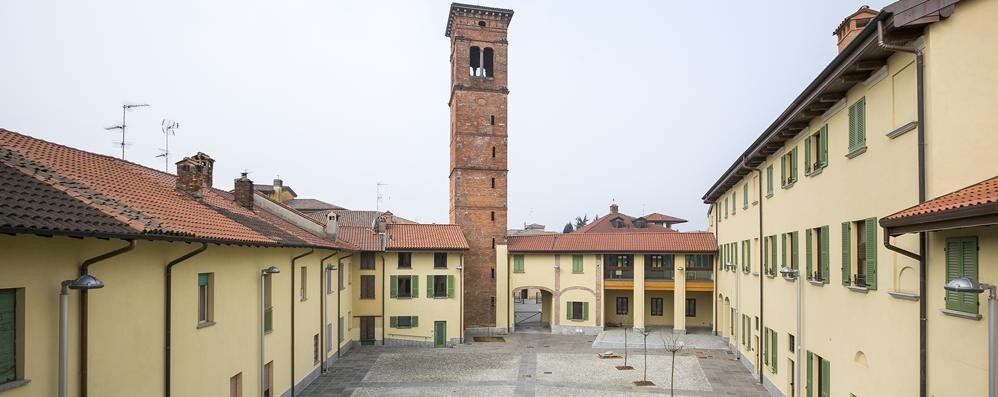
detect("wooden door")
(434, 321), (446, 347)
(360, 316), (375, 343)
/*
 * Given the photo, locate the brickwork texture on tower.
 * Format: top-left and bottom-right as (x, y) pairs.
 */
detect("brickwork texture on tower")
(446, 3), (513, 328)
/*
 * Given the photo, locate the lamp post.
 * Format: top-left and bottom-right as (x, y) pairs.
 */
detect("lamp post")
(780, 266), (801, 397)
(59, 274), (104, 397)
(260, 266), (280, 397)
(944, 276), (996, 397)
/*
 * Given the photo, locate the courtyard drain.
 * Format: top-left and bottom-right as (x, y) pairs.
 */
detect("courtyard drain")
(473, 336), (506, 343)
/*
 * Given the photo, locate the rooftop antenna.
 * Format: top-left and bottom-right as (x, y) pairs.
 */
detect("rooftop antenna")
(103, 103), (150, 160)
(156, 119), (179, 172)
(376, 182), (388, 211)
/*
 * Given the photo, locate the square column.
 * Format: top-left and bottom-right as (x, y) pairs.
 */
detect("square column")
(633, 254), (645, 330)
(673, 255), (687, 333)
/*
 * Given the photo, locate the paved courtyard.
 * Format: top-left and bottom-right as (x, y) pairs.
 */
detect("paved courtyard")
(301, 332), (769, 397)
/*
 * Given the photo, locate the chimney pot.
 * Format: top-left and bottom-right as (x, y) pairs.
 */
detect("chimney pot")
(610, 203), (619, 214)
(325, 212), (339, 239)
(834, 5), (878, 53)
(175, 152), (214, 199)
(234, 172), (254, 210)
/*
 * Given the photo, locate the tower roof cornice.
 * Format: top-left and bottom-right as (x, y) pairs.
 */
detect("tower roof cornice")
(445, 3), (514, 38)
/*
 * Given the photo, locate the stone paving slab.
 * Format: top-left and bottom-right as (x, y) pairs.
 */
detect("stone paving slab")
(592, 328), (729, 350)
(363, 351), (520, 382)
(351, 385), (516, 397)
(536, 353), (710, 391)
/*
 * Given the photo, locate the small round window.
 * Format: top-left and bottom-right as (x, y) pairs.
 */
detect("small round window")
(478, 21), (486, 27)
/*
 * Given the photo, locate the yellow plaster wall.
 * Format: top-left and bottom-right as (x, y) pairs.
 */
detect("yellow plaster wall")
(383, 252), (463, 344)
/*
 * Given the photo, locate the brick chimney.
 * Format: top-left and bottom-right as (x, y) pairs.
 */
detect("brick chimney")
(834, 6), (879, 53)
(233, 172), (254, 210)
(609, 203), (619, 214)
(272, 178), (283, 200)
(375, 211), (393, 233)
(175, 153), (214, 199)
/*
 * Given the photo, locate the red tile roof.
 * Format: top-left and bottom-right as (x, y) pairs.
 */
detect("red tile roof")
(507, 232), (716, 253)
(881, 176), (998, 232)
(386, 224), (469, 250)
(575, 212), (675, 233)
(337, 226), (381, 251)
(0, 128), (345, 249)
(642, 213), (688, 224)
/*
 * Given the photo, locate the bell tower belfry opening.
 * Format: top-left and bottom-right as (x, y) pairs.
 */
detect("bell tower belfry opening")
(445, 3), (513, 329)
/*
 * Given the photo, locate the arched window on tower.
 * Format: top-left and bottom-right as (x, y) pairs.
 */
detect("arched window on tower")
(469, 46), (481, 76)
(483, 48), (494, 77)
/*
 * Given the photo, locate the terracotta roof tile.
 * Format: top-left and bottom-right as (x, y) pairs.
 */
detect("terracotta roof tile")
(575, 212), (675, 233)
(386, 224), (469, 250)
(307, 209), (414, 228)
(507, 232), (716, 253)
(286, 198), (346, 212)
(336, 226), (381, 251)
(642, 213), (688, 224)
(0, 128), (344, 249)
(883, 176), (998, 225)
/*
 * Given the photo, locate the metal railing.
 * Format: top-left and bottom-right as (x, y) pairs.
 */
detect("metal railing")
(604, 267), (634, 280)
(686, 270), (713, 281)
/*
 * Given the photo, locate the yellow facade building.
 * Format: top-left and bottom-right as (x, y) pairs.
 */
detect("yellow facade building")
(0, 129), (468, 397)
(703, 1), (998, 396)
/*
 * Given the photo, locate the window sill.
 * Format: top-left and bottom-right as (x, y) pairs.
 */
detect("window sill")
(434, 267), (448, 270)
(845, 285), (869, 293)
(197, 321), (216, 329)
(398, 267), (412, 270)
(781, 182), (796, 190)
(886, 121), (918, 139)
(783, 275), (797, 282)
(432, 296), (450, 299)
(360, 297), (375, 300)
(572, 272), (583, 274)
(751, 272), (760, 277)
(0, 379), (30, 393)
(765, 274), (776, 279)
(807, 279), (826, 286)
(845, 146), (867, 159)
(805, 166), (825, 177)
(888, 291), (920, 301)
(395, 296), (414, 300)
(265, 329), (274, 335)
(765, 193), (774, 199)
(513, 271), (524, 274)
(941, 309), (982, 320)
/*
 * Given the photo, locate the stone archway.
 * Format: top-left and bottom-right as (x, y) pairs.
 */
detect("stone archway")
(512, 286), (555, 332)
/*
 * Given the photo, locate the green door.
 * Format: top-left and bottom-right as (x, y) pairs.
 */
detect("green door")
(434, 321), (446, 347)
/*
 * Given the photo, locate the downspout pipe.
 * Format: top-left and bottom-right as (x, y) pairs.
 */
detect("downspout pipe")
(79, 239), (135, 397)
(751, 165), (764, 385)
(878, 19), (928, 397)
(164, 243), (208, 397)
(381, 252), (386, 345)
(289, 249), (314, 397)
(318, 251), (339, 374)
(336, 255), (352, 358)
(714, 199), (721, 337)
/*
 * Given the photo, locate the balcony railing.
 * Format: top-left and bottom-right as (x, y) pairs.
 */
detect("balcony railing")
(686, 270), (713, 281)
(604, 266), (634, 280)
(264, 306), (274, 332)
(645, 269), (674, 280)
(853, 274), (868, 287)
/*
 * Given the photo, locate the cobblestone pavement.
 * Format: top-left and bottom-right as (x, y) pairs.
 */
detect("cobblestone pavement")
(301, 333), (770, 397)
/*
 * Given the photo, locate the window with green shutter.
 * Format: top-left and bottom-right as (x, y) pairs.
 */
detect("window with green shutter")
(946, 237), (979, 313)
(806, 229), (813, 279)
(806, 351), (813, 397)
(733, 191), (737, 215)
(791, 231), (799, 271)
(771, 330), (778, 373)
(0, 289), (16, 384)
(390, 275), (398, 298)
(197, 273), (213, 325)
(805, 125), (829, 175)
(848, 97), (867, 154)
(743, 183), (749, 209)
(766, 165), (774, 197)
(513, 255), (524, 273)
(447, 275), (455, 298)
(841, 222), (851, 286)
(864, 217), (878, 290)
(572, 255), (583, 273)
(782, 146), (799, 186)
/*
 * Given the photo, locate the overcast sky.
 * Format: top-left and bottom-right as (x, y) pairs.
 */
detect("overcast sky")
(0, 0), (890, 231)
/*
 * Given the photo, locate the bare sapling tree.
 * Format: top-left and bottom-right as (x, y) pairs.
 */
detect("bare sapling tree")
(662, 333), (689, 396)
(634, 328), (654, 386)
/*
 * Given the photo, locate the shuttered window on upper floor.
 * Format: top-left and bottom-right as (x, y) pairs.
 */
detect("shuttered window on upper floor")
(743, 183), (749, 209)
(766, 165), (774, 198)
(841, 218), (878, 290)
(848, 97), (867, 154)
(0, 289), (16, 384)
(945, 237), (979, 314)
(513, 255), (524, 273)
(805, 124), (829, 175)
(806, 226), (830, 284)
(781, 146), (798, 187)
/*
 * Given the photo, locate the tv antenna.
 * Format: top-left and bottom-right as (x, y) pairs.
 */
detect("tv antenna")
(156, 119), (179, 172)
(376, 182), (389, 211)
(103, 103), (150, 160)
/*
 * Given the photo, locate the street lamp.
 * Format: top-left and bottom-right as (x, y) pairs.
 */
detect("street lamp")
(944, 277), (996, 397)
(780, 266), (802, 397)
(60, 275), (105, 397)
(260, 266), (279, 397)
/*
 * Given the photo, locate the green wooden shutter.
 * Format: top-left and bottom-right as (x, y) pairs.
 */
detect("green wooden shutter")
(820, 358), (831, 397)
(772, 332), (778, 373)
(447, 275), (455, 298)
(198, 273), (209, 286)
(858, 98), (866, 144)
(841, 222), (851, 285)
(390, 316), (397, 328)
(567, 302), (573, 320)
(573, 255), (583, 273)
(0, 290), (15, 384)
(427, 276), (435, 297)
(806, 351), (813, 397)
(762, 237), (769, 274)
(412, 316), (418, 327)
(791, 231), (799, 271)
(865, 218), (878, 290)
(848, 102), (858, 151)
(820, 125), (829, 166)
(791, 147), (798, 182)
(390, 275), (398, 298)
(781, 155), (787, 185)
(582, 302), (589, 321)
(946, 237), (980, 313)
(782, 234), (787, 268)
(820, 226), (830, 284)
(805, 136), (812, 174)
(412, 276), (419, 298)
(747, 240), (752, 273)
(767, 165), (774, 195)
(743, 184), (749, 209)
(806, 229), (813, 279)
(513, 255), (524, 273)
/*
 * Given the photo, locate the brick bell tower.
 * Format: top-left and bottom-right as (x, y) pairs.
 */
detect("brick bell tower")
(445, 3), (513, 328)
